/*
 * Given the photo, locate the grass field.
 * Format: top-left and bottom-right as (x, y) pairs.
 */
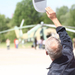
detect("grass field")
(0, 42), (33, 48)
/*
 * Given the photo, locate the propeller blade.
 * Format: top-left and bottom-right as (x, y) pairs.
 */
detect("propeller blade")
(19, 19), (25, 36)
(20, 19), (24, 28)
(44, 24), (75, 33)
(0, 25), (35, 34)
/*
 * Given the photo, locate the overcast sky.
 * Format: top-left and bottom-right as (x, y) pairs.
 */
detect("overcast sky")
(0, 0), (75, 18)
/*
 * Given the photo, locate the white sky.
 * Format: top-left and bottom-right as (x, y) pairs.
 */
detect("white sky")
(0, 0), (75, 18)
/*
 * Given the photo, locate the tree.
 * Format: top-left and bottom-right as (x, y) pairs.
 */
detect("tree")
(68, 4), (75, 27)
(57, 4), (75, 40)
(0, 14), (7, 31)
(40, 13), (53, 24)
(12, 0), (42, 27)
(60, 12), (70, 25)
(67, 4), (75, 39)
(0, 14), (10, 42)
(56, 6), (69, 23)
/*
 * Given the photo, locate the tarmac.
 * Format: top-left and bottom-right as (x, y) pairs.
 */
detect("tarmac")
(0, 48), (75, 75)
(0, 48), (52, 75)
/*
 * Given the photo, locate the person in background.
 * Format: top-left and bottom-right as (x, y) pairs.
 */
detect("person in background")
(6, 39), (10, 50)
(34, 37), (37, 50)
(38, 36), (43, 49)
(14, 38), (17, 48)
(15, 39), (19, 49)
(45, 7), (75, 75)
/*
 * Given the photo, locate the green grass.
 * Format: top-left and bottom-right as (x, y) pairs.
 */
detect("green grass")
(0, 42), (33, 48)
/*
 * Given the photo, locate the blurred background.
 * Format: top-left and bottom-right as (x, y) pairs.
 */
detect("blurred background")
(0, 0), (75, 75)
(0, 0), (75, 48)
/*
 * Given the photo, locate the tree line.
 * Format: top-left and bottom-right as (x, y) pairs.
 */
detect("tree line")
(0, 0), (75, 42)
